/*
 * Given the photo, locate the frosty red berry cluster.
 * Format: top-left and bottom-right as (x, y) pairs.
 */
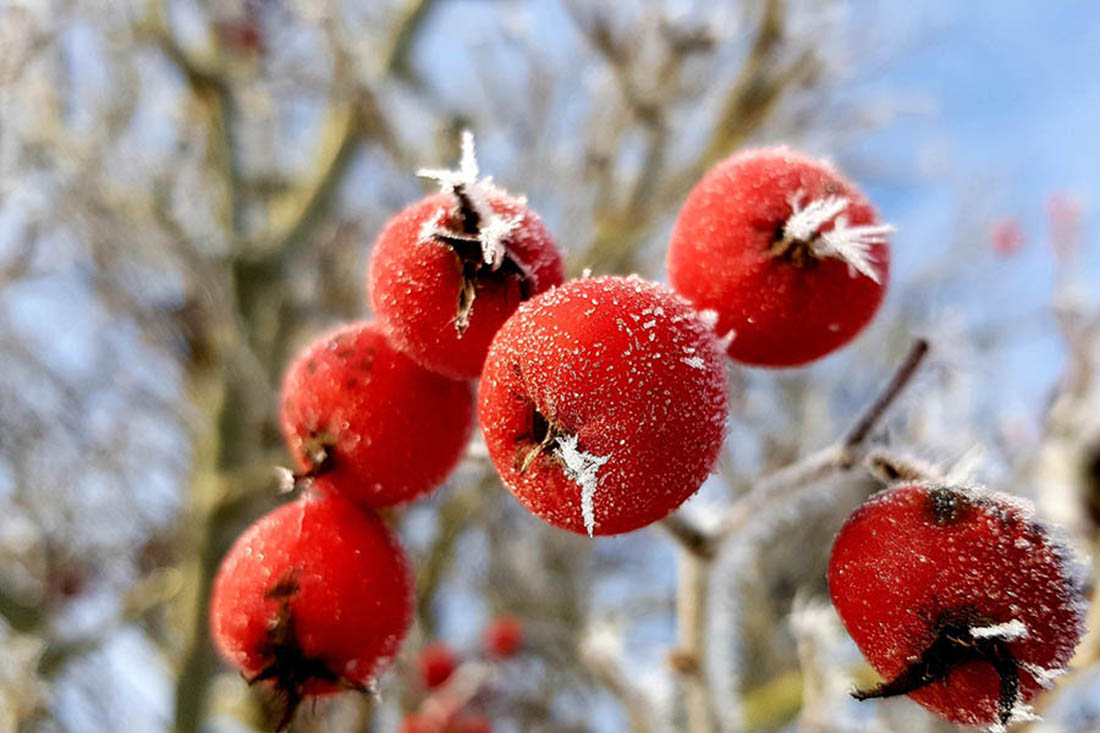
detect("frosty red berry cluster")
(208, 134), (924, 728)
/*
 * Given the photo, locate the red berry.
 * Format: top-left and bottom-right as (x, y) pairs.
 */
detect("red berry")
(369, 133), (564, 379)
(828, 483), (1086, 729)
(667, 147), (891, 367)
(400, 711), (491, 733)
(482, 614), (524, 658)
(210, 494), (413, 728)
(478, 275), (728, 536)
(991, 218), (1025, 257)
(400, 714), (436, 733)
(280, 321), (473, 507)
(451, 713), (492, 733)
(417, 642), (458, 689)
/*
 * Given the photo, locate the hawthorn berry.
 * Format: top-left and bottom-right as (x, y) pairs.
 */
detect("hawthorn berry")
(369, 131), (565, 379)
(482, 615), (524, 659)
(280, 321), (474, 507)
(209, 494), (413, 728)
(667, 146), (892, 367)
(401, 712), (491, 733)
(478, 275), (728, 536)
(828, 483), (1087, 730)
(417, 642), (458, 689)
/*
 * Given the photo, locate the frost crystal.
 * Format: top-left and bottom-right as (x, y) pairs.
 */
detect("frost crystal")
(418, 129), (482, 192)
(970, 619), (1028, 641)
(784, 192), (892, 284)
(554, 434), (610, 537)
(1019, 661), (1066, 688)
(478, 211), (522, 270)
(417, 129), (520, 270)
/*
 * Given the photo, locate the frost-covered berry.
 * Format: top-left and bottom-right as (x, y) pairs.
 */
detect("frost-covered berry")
(828, 483), (1087, 730)
(482, 614), (524, 659)
(667, 147), (892, 367)
(280, 321), (473, 508)
(417, 642), (458, 689)
(210, 494), (413, 729)
(369, 131), (564, 379)
(478, 275), (729, 536)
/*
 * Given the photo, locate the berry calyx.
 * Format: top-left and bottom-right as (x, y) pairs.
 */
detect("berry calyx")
(828, 483), (1086, 730)
(209, 494), (413, 729)
(482, 615), (524, 659)
(667, 146), (891, 367)
(478, 275), (729, 536)
(417, 642), (459, 689)
(279, 321), (474, 508)
(369, 131), (564, 379)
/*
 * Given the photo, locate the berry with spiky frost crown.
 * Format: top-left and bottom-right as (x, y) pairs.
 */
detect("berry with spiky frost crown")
(369, 131), (565, 379)
(478, 275), (729, 536)
(667, 146), (892, 367)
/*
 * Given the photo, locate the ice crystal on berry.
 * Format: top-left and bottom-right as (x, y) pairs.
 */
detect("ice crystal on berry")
(554, 433), (611, 537)
(785, 191), (893, 284)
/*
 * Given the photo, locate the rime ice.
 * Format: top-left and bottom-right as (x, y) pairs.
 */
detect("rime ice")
(828, 483), (1087, 730)
(478, 275), (730, 536)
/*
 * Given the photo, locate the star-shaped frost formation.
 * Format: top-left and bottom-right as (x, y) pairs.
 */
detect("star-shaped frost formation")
(248, 575), (372, 731)
(416, 131), (534, 335)
(774, 192), (893, 284)
(852, 613), (1035, 731)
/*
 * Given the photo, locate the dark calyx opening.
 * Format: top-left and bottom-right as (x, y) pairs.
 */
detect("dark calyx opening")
(768, 223), (817, 269)
(249, 575), (369, 731)
(292, 436), (336, 487)
(852, 611), (1023, 728)
(430, 185), (533, 335)
(926, 486), (967, 526)
(516, 406), (560, 474)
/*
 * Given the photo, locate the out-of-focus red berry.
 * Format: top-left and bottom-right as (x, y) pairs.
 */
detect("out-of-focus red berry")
(829, 483), (1086, 729)
(209, 494), (413, 729)
(991, 218), (1025, 257)
(483, 615), (525, 658)
(280, 321), (473, 508)
(1045, 191), (1083, 260)
(451, 713), (492, 733)
(478, 275), (728, 536)
(417, 642), (458, 689)
(667, 147), (890, 367)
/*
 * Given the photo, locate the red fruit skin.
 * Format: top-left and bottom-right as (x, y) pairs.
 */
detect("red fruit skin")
(483, 615), (524, 658)
(209, 494), (414, 696)
(369, 191), (564, 379)
(451, 713), (492, 733)
(828, 484), (1086, 727)
(417, 642), (458, 689)
(667, 147), (889, 367)
(280, 321), (474, 508)
(401, 712), (491, 733)
(478, 275), (729, 536)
